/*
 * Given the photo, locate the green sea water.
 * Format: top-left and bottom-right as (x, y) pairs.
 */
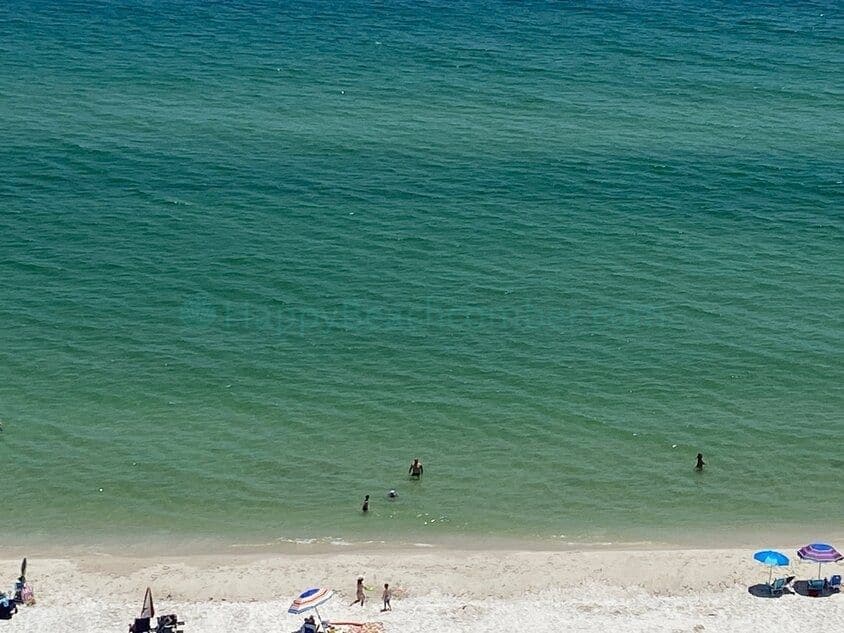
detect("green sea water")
(1, 0), (842, 548)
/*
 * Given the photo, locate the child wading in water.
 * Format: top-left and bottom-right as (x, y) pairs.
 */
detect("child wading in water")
(381, 583), (392, 611)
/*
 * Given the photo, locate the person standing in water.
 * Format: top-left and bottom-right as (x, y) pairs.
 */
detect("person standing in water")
(408, 458), (423, 479)
(695, 453), (706, 470)
(349, 577), (366, 607)
(361, 495), (370, 513)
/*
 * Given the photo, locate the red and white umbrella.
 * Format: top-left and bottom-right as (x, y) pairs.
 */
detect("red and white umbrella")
(288, 587), (333, 628)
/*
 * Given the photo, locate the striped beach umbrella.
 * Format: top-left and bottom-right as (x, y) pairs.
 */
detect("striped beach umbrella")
(797, 543), (843, 579)
(289, 587), (333, 628)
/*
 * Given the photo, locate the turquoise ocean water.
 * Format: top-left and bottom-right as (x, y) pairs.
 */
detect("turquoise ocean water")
(1, 1), (842, 548)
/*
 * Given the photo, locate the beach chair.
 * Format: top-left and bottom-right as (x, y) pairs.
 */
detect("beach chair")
(830, 575), (841, 593)
(768, 577), (788, 596)
(807, 578), (826, 596)
(156, 613), (185, 633)
(129, 611), (183, 632)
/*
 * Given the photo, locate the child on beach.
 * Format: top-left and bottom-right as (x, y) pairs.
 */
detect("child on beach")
(349, 577), (366, 607)
(381, 583), (392, 611)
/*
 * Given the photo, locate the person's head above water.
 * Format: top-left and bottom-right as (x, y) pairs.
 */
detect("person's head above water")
(387, 489), (398, 498)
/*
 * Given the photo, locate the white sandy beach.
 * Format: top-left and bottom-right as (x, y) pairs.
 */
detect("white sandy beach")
(1, 546), (842, 632)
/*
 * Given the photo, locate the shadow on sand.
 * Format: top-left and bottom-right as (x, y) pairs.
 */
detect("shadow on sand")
(791, 580), (840, 598)
(748, 583), (793, 598)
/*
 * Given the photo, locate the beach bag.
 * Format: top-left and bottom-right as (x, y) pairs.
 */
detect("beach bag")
(21, 582), (35, 605)
(0, 597), (15, 620)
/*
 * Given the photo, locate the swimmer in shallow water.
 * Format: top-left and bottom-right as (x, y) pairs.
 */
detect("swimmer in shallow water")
(408, 458), (423, 478)
(361, 494), (370, 513)
(695, 453), (706, 470)
(387, 489), (398, 499)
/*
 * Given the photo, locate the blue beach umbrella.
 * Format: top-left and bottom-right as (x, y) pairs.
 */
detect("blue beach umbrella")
(753, 550), (789, 583)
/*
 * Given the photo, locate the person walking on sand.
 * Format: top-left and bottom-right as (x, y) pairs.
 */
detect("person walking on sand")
(361, 494), (370, 513)
(349, 577), (366, 607)
(408, 458), (423, 479)
(695, 453), (706, 470)
(381, 583), (392, 611)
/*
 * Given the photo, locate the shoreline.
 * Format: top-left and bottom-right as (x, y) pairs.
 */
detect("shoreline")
(3, 522), (843, 559)
(7, 543), (843, 597)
